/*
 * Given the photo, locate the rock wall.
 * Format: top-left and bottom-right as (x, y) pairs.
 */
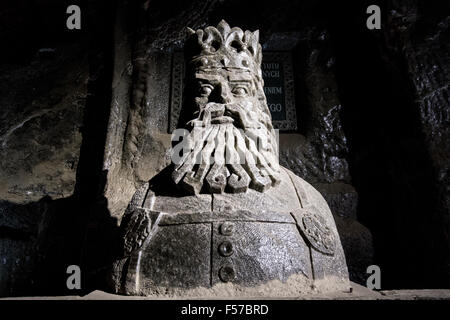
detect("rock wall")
(328, 0), (449, 288)
(0, 1), (88, 296)
(386, 0), (449, 287)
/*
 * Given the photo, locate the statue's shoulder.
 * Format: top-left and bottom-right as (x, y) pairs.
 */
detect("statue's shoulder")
(282, 167), (348, 271)
(281, 166), (331, 215)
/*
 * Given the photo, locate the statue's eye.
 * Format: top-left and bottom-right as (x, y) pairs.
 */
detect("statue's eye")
(199, 85), (213, 96)
(232, 86), (248, 97)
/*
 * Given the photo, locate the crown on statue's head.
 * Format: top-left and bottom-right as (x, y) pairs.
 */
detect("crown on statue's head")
(187, 20), (262, 77)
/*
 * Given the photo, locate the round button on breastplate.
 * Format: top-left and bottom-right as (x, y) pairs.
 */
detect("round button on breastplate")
(218, 241), (234, 257)
(219, 222), (234, 236)
(219, 266), (235, 282)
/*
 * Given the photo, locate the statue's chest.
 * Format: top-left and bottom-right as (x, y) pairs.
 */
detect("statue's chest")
(126, 210), (313, 291)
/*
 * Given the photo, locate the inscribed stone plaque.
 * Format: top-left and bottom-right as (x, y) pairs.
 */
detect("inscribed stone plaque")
(262, 52), (297, 130)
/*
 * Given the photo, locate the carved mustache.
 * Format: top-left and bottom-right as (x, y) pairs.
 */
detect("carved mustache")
(189, 102), (253, 129)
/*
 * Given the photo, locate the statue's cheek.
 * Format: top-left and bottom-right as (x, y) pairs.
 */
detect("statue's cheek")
(195, 96), (209, 106)
(241, 101), (259, 118)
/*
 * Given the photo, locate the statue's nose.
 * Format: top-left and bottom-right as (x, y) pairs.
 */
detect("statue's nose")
(215, 84), (232, 104)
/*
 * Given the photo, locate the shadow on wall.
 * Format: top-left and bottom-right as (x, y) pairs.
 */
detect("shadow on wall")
(0, 0), (119, 297)
(0, 193), (123, 297)
(328, 0), (449, 289)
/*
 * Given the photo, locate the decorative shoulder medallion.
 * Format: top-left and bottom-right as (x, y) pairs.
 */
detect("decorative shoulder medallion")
(296, 206), (335, 256)
(121, 208), (151, 257)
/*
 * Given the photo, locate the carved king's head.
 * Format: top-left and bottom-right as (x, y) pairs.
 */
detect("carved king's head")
(172, 20), (280, 194)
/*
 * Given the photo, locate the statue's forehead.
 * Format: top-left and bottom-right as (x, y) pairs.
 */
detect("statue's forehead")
(195, 70), (254, 82)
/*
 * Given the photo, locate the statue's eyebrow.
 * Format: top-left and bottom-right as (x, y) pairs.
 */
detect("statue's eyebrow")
(228, 73), (253, 82)
(195, 73), (221, 81)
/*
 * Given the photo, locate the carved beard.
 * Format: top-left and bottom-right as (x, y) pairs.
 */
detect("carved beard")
(171, 100), (281, 195)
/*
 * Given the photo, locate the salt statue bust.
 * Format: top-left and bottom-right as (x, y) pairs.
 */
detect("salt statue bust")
(115, 21), (349, 297)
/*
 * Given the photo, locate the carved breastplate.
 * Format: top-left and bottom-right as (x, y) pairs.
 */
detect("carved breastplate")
(120, 207), (337, 295)
(116, 168), (348, 296)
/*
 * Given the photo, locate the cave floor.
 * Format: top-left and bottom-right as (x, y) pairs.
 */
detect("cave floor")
(2, 283), (450, 300)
